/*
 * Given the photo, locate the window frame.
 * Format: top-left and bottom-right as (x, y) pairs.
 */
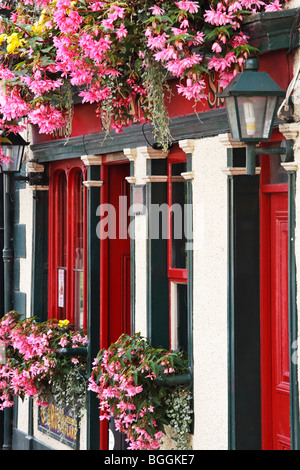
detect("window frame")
(167, 149), (188, 351)
(48, 159), (87, 329)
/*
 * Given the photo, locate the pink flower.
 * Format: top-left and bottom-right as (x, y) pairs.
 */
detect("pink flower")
(149, 6), (164, 15)
(28, 104), (67, 134)
(175, 1), (200, 13)
(59, 336), (69, 347)
(264, 0), (282, 11)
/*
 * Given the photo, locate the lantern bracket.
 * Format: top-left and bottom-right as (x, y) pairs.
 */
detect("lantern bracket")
(245, 139), (294, 175)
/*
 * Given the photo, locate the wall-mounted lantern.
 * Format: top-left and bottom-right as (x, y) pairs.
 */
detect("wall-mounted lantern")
(219, 58), (293, 175)
(0, 132), (29, 173)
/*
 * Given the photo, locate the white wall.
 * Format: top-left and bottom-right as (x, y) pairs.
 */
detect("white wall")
(190, 137), (228, 450)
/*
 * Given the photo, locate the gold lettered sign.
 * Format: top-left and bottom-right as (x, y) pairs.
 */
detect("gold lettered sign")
(38, 400), (79, 449)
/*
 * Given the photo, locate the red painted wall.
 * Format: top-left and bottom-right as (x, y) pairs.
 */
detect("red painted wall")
(31, 49), (293, 145)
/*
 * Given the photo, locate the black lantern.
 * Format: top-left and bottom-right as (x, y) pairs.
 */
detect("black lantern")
(219, 58), (293, 175)
(1, 132), (29, 173)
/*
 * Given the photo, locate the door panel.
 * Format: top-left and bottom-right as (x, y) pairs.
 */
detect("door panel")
(100, 161), (131, 450)
(107, 163), (131, 344)
(261, 186), (290, 450)
(270, 193), (290, 450)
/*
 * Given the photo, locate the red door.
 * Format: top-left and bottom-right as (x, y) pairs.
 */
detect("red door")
(99, 160), (131, 449)
(260, 155), (290, 450)
(270, 192), (290, 449)
(107, 163), (131, 344)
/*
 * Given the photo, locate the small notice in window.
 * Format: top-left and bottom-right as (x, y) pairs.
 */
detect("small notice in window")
(58, 269), (65, 308)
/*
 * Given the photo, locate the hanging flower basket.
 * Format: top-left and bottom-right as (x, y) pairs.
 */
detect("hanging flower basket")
(0, 311), (88, 413)
(0, 0), (284, 156)
(88, 332), (193, 450)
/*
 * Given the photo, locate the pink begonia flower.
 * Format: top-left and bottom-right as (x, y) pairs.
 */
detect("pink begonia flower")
(116, 24), (128, 39)
(88, 1), (104, 11)
(59, 336), (69, 347)
(108, 5), (125, 21)
(240, 0), (266, 9)
(28, 104), (67, 134)
(154, 46), (178, 62)
(175, 1), (200, 13)
(146, 31), (169, 50)
(212, 41), (222, 53)
(149, 6), (165, 16)
(166, 53), (203, 77)
(204, 5), (236, 26)
(264, 0), (282, 10)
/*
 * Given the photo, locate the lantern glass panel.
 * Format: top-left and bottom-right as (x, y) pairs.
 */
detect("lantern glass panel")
(1, 144), (23, 172)
(236, 95), (277, 141)
(225, 96), (240, 141)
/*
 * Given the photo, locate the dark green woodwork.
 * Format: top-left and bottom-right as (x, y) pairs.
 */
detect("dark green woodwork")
(243, 7), (300, 53)
(31, 109), (231, 164)
(129, 160), (136, 335)
(185, 152), (194, 432)
(2, 173), (14, 450)
(286, 168), (300, 450)
(147, 159), (169, 349)
(227, 168), (235, 450)
(227, 149), (261, 450)
(31, 190), (49, 322)
(86, 163), (101, 450)
(14, 224), (26, 259)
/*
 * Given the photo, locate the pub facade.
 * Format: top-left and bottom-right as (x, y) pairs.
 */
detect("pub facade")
(1, 2), (300, 451)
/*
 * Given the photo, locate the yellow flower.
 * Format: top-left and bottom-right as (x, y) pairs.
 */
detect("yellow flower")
(32, 13), (48, 34)
(6, 33), (26, 54)
(58, 319), (70, 328)
(0, 34), (7, 46)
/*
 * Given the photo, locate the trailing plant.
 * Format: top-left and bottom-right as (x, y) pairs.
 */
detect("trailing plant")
(88, 332), (191, 450)
(0, 0), (284, 154)
(0, 311), (88, 414)
(165, 385), (193, 449)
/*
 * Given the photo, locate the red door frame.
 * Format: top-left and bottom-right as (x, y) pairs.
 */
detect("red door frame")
(48, 159), (87, 328)
(260, 152), (290, 449)
(99, 157), (131, 450)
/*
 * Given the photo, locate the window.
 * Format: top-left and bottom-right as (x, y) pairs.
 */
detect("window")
(48, 160), (87, 330)
(167, 150), (188, 351)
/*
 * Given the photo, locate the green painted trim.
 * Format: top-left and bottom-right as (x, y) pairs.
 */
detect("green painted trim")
(146, 180), (151, 343)
(146, 159), (169, 349)
(243, 7), (300, 53)
(31, 108), (230, 163)
(129, 160), (136, 335)
(185, 153), (194, 433)
(287, 170), (300, 450)
(227, 168), (236, 450)
(30, 190), (49, 322)
(86, 164), (101, 451)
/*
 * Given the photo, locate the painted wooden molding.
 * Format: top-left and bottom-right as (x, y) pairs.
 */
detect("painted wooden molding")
(123, 148), (137, 161)
(30, 185), (49, 191)
(139, 146), (169, 159)
(222, 167), (261, 175)
(125, 176), (137, 184)
(281, 162), (299, 173)
(219, 133), (246, 148)
(26, 161), (44, 173)
(83, 180), (104, 187)
(179, 139), (195, 155)
(81, 154), (102, 166)
(142, 175), (168, 183)
(279, 123), (300, 142)
(181, 171), (194, 181)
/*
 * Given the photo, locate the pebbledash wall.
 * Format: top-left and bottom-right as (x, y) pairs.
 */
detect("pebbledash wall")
(9, 3), (300, 450)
